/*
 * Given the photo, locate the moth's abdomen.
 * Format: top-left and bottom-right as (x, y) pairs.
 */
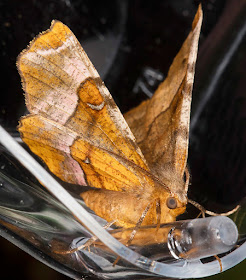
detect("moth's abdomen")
(81, 189), (156, 228)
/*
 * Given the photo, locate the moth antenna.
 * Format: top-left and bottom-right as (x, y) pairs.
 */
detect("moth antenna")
(205, 205), (240, 216)
(188, 198), (206, 213)
(188, 199), (240, 217)
(184, 166), (190, 193)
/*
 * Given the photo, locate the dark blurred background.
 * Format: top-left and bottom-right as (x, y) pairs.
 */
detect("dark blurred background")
(0, 0), (246, 279)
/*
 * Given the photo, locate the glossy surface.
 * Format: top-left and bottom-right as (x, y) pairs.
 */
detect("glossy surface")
(1, 0), (246, 279)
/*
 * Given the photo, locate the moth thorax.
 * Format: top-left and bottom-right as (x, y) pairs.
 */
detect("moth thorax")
(168, 179), (187, 203)
(155, 173), (186, 199)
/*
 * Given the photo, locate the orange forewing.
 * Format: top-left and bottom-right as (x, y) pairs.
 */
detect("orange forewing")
(18, 21), (154, 194)
(18, 6), (202, 230)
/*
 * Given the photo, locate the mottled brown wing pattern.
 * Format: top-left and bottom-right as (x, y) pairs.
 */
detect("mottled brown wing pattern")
(124, 6), (202, 184)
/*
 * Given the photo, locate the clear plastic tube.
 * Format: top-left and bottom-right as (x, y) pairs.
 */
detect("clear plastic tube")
(167, 216), (238, 260)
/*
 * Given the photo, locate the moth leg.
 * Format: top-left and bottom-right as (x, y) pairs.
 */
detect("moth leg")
(195, 211), (203, 219)
(214, 255), (223, 272)
(113, 202), (153, 266)
(53, 220), (117, 255)
(188, 199), (206, 217)
(155, 198), (161, 233)
(79, 219), (117, 252)
(179, 247), (199, 258)
(180, 248), (222, 271)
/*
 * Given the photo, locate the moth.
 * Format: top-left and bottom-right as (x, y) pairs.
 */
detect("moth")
(17, 7), (202, 245)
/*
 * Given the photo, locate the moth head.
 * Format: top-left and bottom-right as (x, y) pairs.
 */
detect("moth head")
(156, 190), (187, 224)
(158, 176), (188, 208)
(164, 179), (188, 216)
(168, 199), (186, 226)
(152, 167), (188, 222)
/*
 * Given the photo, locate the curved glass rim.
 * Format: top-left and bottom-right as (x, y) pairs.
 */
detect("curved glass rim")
(0, 125), (245, 278)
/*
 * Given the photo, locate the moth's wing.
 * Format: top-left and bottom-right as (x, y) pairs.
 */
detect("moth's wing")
(124, 6), (202, 180)
(18, 21), (154, 193)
